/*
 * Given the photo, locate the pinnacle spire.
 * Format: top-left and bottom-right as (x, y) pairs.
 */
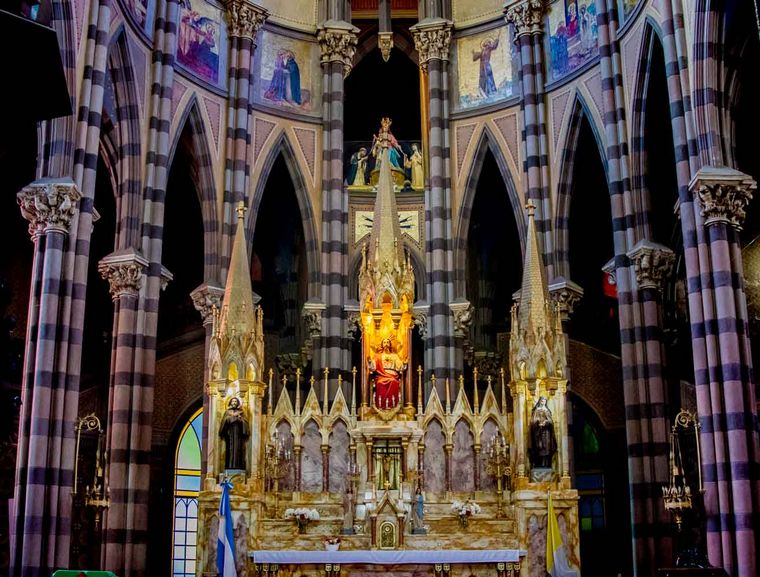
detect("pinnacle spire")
(219, 201), (256, 336)
(368, 123), (404, 272)
(518, 199), (549, 333)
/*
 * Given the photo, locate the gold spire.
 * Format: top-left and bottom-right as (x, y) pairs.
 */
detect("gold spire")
(359, 118), (414, 310)
(218, 201), (256, 337)
(368, 120), (404, 274)
(518, 199), (550, 333)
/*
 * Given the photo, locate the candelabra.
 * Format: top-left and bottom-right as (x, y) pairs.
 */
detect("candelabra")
(265, 430), (292, 517)
(662, 409), (709, 568)
(73, 414), (110, 527)
(483, 430), (511, 517)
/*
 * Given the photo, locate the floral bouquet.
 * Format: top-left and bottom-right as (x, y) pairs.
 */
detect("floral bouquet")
(324, 536), (342, 551)
(284, 507), (320, 533)
(451, 499), (481, 528)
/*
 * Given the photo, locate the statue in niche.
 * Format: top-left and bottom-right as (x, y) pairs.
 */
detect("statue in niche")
(219, 397), (249, 471)
(368, 337), (405, 410)
(348, 146), (369, 187)
(342, 486), (355, 534)
(528, 396), (557, 469)
(404, 143), (424, 190)
(411, 486), (426, 533)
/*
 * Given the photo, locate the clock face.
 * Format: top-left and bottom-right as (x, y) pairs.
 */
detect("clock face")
(354, 210), (420, 244)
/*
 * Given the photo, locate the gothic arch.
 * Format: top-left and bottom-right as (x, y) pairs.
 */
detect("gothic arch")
(168, 96), (220, 281)
(353, 26), (419, 67)
(107, 27), (144, 249)
(250, 132), (321, 299)
(454, 126), (524, 297)
(347, 244), (426, 303)
(554, 94), (609, 278)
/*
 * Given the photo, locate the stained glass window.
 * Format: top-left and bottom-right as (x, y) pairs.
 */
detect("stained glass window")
(173, 408), (202, 577)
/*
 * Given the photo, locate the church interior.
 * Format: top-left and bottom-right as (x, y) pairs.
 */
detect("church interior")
(1, 1), (759, 577)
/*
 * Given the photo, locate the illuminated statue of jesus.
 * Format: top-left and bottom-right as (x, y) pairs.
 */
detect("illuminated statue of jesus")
(368, 337), (406, 409)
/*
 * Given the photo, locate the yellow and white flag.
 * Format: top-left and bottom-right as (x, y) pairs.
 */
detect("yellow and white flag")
(546, 493), (578, 577)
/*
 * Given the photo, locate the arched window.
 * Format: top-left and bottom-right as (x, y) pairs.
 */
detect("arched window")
(172, 408), (203, 577)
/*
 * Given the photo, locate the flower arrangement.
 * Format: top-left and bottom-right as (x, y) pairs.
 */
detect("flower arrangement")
(284, 507), (320, 533)
(451, 499), (481, 528)
(324, 536), (342, 551)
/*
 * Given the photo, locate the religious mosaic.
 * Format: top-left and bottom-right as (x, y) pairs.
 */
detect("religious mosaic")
(618, 0), (641, 20)
(452, 26), (516, 112)
(177, 0), (228, 88)
(255, 30), (321, 115)
(545, 0), (599, 82)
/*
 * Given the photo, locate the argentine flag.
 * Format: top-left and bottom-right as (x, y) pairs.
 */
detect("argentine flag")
(217, 480), (238, 577)
(546, 493), (578, 577)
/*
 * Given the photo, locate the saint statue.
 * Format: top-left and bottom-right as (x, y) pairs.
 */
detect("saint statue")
(404, 143), (424, 189)
(368, 337), (405, 409)
(528, 396), (557, 469)
(219, 397), (250, 471)
(349, 147), (369, 186)
(411, 486), (425, 532)
(342, 488), (355, 533)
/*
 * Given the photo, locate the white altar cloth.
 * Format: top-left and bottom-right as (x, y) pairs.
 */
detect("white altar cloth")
(250, 550), (524, 564)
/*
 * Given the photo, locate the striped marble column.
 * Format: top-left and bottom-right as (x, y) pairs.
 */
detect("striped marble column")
(593, 1), (674, 574)
(220, 0), (268, 275)
(12, 180), (82, 577)
(99, 1), (180, 575)
(504, 0), (554, 277)
(688, 168), (759, 577)
(316, 21), (357, 385)
(411, 17), (455, 386)
(11, 0), (111, 574)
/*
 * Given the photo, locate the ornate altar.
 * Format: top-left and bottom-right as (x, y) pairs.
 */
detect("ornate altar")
(196, 122), (580, 577)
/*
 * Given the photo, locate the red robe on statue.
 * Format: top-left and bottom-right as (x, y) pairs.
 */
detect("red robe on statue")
(372, 356), (401, 408)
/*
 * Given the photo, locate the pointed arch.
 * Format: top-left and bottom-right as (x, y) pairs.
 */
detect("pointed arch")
(250, 132), (320, 298)
(352, 25), (419, 67)
(454, 126), (524, 297)
(107, 26), (144, 249)
(347, 244), (426, 303)
(168, 96), (220, 281)
(554, 94), (609, 278)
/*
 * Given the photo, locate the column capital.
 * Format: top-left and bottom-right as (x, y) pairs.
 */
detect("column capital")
(449, 299), (474, 338)
(302, 300), (326, 338)
(17, 178), (82, 238)
(191, 282), (225, 326)
(98, 248), (149, 300)
(548, 277), (584, 321)
(504, 0), (547, 40)
(413, 305), (429, 338)
(317, 20), (359, 78)
(626, 239), (675, 292)
(689, 165), (756, 230)
(223, 0), (268, 43)
(410, 17), (453, 70)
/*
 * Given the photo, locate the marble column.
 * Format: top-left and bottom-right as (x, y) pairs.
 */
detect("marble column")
(316, 21), (358, 387)
(411, 17), (456, 385)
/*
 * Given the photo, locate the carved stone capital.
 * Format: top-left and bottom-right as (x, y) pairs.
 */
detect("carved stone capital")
(627, 239), (675, 292)
(302, 300), (325, 338)
(346, 309), (362, 339)
(449, 300), (474, 339)
(378, 31), (393, 63)
(413, 304), (429, 338)
(98, 248), (148, 300)
(504, 0), (546, 40)
(160, 265), (174, 292)
(548, 277), (584, 321)
(223, 0), (268, 43)
(191, 282), (225, 326)
(17, 178), (81, 238)
(689, 165), (756, 230)
(411, 18), (452, 70)
(318, 20), (359, 78)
